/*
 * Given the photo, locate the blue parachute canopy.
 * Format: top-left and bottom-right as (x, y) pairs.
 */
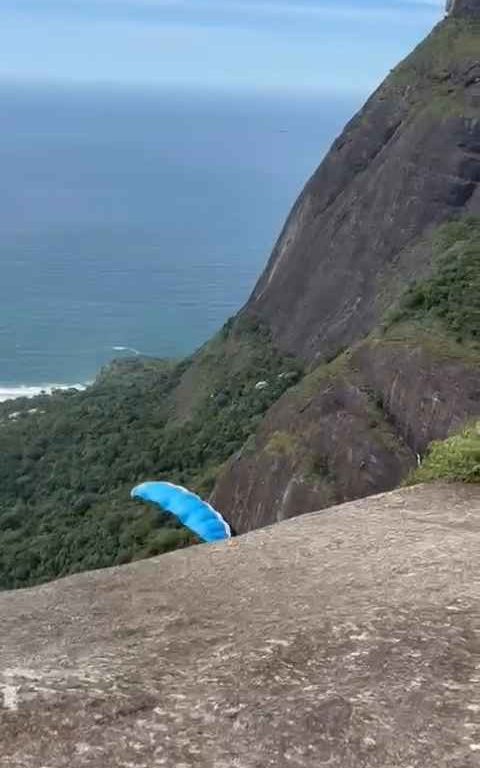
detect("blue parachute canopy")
(130, 481), (232, 543)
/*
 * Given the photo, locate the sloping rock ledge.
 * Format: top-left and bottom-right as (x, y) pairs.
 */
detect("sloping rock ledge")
(1, 483), (480, 767)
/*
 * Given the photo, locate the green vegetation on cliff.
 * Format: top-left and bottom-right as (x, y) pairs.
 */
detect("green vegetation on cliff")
(390, 16), (480, 118)
(0, 318), (300, 589)
(212, 216), (480, 528)
(384, 218), (480, 348)
(408, 421), (480, 484)
(394, 17), (480, 81)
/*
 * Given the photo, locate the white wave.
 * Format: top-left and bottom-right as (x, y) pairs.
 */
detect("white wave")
(112, 345), (141, 355)
(0, 383), (88, 403)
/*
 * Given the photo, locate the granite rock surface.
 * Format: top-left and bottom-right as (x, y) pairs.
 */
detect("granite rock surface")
(1, 483), (480, 767)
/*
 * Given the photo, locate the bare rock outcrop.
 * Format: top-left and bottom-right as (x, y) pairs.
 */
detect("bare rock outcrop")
(447, 0), (480, 17)
(242, 15), (480, 363)
(1, 484), (480, 767)
(212, 334), (480, 534)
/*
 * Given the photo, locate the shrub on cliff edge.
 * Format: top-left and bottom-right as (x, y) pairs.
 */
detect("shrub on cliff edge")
(408, 421), (480, 484)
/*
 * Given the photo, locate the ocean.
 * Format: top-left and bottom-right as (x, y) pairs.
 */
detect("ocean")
(0, 82), (357, 397)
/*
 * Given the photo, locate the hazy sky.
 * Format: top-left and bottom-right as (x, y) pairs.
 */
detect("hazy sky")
(0, 0), (444, 95)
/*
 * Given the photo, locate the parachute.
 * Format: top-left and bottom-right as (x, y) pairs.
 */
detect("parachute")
(130, 481), (232, 543)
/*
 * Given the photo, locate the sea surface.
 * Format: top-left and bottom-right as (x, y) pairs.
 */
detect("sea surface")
(0, 82), (357, 397)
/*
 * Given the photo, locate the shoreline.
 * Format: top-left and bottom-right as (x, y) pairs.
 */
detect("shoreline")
(0, 383), (89, 403)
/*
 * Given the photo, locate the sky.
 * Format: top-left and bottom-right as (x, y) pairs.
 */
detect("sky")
(0, 0), (445, 95)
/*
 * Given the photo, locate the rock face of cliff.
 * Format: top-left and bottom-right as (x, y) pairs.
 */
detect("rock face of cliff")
(211, 13), (480, 532)
(1, 484), (479, 768)
(213, 325), (479, 533)
(243, 14), (480, 363)
(448, 0), (480, 17)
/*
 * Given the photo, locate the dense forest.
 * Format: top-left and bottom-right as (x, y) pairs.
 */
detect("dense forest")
(0, 317), (301, 588)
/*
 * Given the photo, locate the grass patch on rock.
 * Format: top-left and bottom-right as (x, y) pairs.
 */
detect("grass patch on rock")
(383, 217), (480, 348)
(407, 421), (480, 485)
(265, 431), (299, 458)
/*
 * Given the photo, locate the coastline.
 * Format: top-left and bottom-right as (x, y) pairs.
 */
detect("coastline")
(0, 383), (89, 403)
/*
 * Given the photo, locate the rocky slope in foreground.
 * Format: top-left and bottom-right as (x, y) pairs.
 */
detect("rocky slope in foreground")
(1, 484), (479, 768)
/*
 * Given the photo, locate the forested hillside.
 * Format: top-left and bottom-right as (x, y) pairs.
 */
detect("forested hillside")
(0, 319), (300, 588)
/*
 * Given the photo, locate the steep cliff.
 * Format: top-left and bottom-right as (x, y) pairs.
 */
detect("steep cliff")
(213, 218), (480, 532)
(242, 11), (480, 362)
(212, 12), (480, 531)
